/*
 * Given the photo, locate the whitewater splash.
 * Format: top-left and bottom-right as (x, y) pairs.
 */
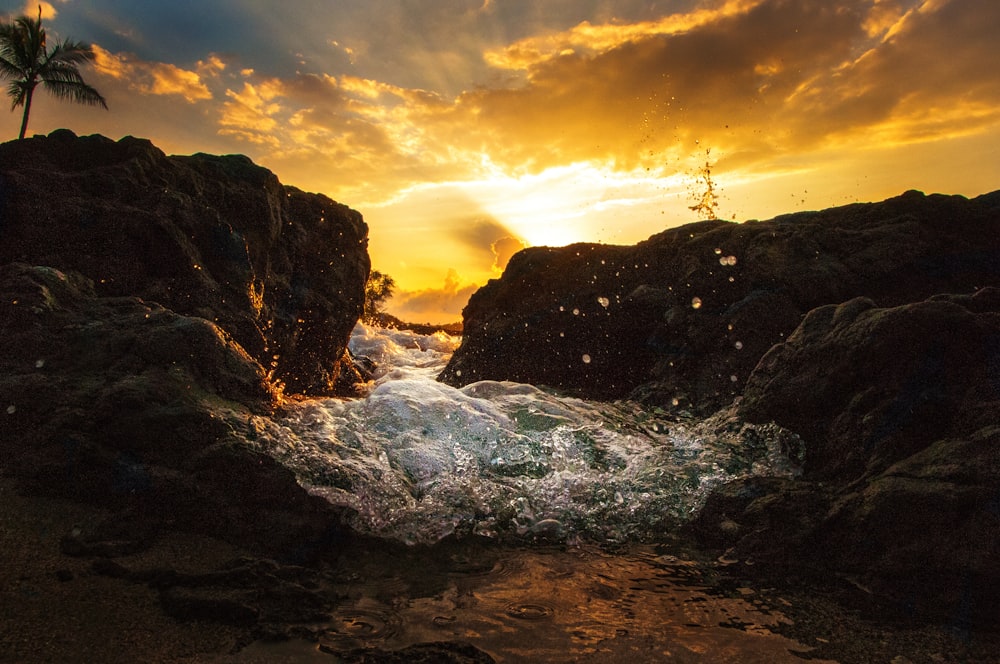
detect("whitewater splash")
(250, 324), (803, 546)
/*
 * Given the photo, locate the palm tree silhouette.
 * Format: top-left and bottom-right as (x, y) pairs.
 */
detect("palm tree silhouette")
(0, 8), (107, 139)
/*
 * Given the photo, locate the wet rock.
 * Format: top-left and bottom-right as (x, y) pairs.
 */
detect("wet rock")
(160, 586), (260, 626)
(0, 262), (347, 556)
(740, 289), (1000, 480)
(0, 130), (370, 396)
(691, 290), (1000, 626)
(322, 641), (497, 663)
(441, 190), (1000, 414)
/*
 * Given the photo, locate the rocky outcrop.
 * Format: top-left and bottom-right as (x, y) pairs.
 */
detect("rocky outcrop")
(0, 129), (370, 395)
(740, 289), (1000, 480)
(0, 263), (346, 555)
(689, 290), (1000, 626)
(0, 131), (369, 555)
(441, 190), (1000, 414)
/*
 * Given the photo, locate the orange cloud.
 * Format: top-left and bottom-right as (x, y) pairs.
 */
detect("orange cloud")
(387, 269), (478, 324)
(218, 80), (285, 144)
(21, 1), (59, 19)
(491, 236), (526, 272)
(483, 0), (764, 71)
(91, 46), (212, 103)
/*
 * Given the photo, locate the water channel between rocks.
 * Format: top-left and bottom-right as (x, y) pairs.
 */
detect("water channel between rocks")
(237, 324), (830, 661)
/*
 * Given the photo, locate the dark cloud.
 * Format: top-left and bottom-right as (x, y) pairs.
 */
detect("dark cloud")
(452, 215), (523, 258)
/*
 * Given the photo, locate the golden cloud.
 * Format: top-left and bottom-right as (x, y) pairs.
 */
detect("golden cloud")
(91, 46), (212, 103)
(218, 81), (282, 144)
(414, 0), (1000, 180)
(22, 1), (58, 19)
(491, 236), (527, 272)
(388, 269), (478, 323)
(483, 0), (764, 71)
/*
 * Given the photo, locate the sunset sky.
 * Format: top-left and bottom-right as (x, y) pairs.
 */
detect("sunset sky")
(2, 0), (998, 322)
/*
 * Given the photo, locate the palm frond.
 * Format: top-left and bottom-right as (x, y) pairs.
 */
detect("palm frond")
(45, 40), (96, 66)
(7, 80), (25, 110)
(42, 78), (107, 109)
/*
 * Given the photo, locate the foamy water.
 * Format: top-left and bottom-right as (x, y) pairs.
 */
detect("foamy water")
(249, 323), (803, 545)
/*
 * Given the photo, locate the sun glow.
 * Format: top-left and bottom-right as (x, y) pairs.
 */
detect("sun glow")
(459, 160), (681, 248)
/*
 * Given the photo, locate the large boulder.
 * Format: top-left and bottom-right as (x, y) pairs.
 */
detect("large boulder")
(0, 130), (370, 395)
(0, 262), (346, 555)
(740, 288), (1000, 480)
(690, 290), (1000, 626)
(440, 190), (1000, 414)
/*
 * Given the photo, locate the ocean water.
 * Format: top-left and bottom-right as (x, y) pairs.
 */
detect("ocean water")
(250, 323), (804, 546)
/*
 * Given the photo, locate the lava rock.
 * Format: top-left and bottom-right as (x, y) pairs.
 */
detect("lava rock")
(323, 641), (497, 663)
(690, 290), (1000, 627)
(441, 190), (1000, 414)
(0, 130), (370, 396)
(0, 262), (347, 556)
(740, 288), (1000, 481)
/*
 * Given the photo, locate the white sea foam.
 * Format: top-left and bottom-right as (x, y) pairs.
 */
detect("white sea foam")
(250, 323), (802, 545)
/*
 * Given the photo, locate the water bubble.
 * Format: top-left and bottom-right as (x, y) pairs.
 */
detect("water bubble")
(714, 248), (722, 255)
(719, 255), (738, 266)
(691, 297), (702, 310)
(582, 354), (592, 364)
(572, 308), (580, 316)
(597, 297), (610, 308)
(734, 341), (743, 350)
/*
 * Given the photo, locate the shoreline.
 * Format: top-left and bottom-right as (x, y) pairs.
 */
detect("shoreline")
(4, 477), (998, 664)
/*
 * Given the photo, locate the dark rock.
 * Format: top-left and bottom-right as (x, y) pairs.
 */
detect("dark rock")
(322, 641), (497, 663)
(441, 190), (1000, 414)
(0, 130), (370, 396)
(160, 586), (260, 626)
(740, 288), (1000, 481)
(689, 290), (1000, 627)
(0, 262), (347, 556)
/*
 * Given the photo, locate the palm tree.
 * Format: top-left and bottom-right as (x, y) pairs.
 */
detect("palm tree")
(0, 8), (107, 139)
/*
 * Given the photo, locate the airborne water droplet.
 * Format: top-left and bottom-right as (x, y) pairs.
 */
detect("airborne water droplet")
(597, 297), (610, 308)
(582, 354), (592, 364)
(691, 297), (702, 309)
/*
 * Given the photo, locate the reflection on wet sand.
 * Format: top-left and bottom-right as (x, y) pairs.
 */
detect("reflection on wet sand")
(305, 544), (836, 663)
